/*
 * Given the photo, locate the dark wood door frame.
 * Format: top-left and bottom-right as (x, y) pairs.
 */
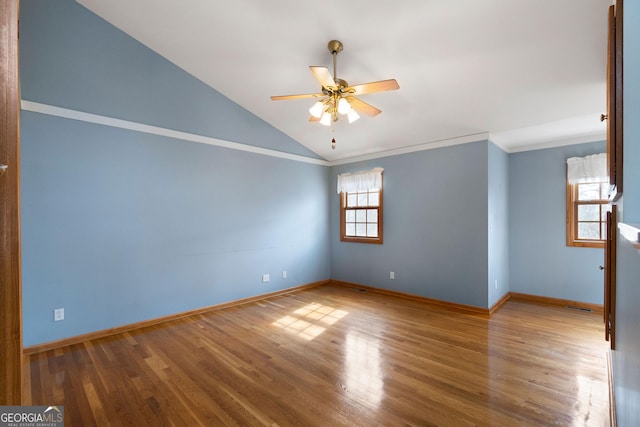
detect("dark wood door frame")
(603, 0), (623, 350)
(604, 206), (617, 349)
(0, 0), (23, 405)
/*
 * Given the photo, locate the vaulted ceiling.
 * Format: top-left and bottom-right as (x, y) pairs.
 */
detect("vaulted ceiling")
(76, 0), (611, 162)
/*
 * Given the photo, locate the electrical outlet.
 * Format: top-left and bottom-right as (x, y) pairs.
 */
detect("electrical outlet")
(390, 271), (395, 280)
(262, 274), (270, 283)
(54, 308), (64, 321)
(282, 271), (287, 279)
(494, 280), (498, 289)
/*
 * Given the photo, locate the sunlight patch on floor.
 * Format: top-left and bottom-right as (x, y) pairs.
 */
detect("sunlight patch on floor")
(272, 303), (348, 341)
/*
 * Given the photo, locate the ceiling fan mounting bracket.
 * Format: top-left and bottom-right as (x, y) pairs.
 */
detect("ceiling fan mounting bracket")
(327, 40), (343, 55)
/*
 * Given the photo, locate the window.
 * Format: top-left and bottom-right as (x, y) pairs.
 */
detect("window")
(566, 180), (610, 247)
(340, 187), (383, 244)
(337, 168), (383, 244)
(566, 154), (610, 248)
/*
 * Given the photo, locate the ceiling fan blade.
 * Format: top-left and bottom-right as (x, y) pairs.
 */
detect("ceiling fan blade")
(347, 79), (399, 96)
(310, 66), (336, 90)
(271, 93), (325, 101)
(309, 115), (320, 122)
(346, 96), (381, 117)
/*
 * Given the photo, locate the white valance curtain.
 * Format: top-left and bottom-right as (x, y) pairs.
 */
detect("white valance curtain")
(566, 153), (608, 184)
(336, 167), (384, 194)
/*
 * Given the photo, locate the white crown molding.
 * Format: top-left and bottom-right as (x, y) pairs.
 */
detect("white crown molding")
(496, 130), (607, 154)
(20, 100), (330, 166)
(329, 132), (491, 166)
(489, 113), (607, 153)
(21, 100), (607, 167)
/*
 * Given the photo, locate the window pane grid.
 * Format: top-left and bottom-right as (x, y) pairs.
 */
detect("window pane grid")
(570, 179), (610, 244)
(342, 187), (382, 242)
(344, 207), (379, 237)
(346, 191), (380, 208)
(575, 198), (608, 241)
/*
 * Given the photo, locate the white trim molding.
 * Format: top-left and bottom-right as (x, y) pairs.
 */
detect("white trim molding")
(20, 100), (330, 166)
(22, 100), (607, 167)
(329, 132), (490, 166)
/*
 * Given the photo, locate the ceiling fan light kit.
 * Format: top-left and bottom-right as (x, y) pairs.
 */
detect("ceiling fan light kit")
(271, 39), (400, 137)
(347, 109), (360, 124)
(309, 101), (324, 118)
(320, 112), (332, 126)
(312, 93), (360, 126)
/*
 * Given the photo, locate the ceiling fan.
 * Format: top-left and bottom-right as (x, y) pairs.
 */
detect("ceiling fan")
(271, 40), (400, 126)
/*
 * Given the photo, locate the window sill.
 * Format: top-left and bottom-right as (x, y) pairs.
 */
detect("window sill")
(340, 236), (383, 244)
(568, 240), (605, 249)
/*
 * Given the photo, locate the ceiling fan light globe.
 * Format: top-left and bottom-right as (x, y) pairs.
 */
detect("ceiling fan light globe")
(337, 97), (352, 115)
(320, 112), (332, 126)
(309, 101), (324, 118)
(347, 109), (360, 124)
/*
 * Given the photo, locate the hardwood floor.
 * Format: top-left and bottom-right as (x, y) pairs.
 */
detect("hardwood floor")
(25, 284), (609, 426)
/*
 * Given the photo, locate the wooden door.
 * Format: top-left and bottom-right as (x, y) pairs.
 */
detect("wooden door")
(604, 206), (617, 349)
(606, 1), (623, 201)
(0, 0), (23, 405)
(603, 0), (623, 350)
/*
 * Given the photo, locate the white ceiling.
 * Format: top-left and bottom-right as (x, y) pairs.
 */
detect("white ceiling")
(76, 0), (611, 162)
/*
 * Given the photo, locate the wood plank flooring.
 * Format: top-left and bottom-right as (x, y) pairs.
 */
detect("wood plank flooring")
(25, 284), (610, 426)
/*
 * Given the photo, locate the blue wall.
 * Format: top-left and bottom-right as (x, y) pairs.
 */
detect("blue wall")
(20, 0), (330, 346)
(20, 0), (613, 347)
(620, 0), (640, 226)
(508, 141), (606, 304)
(330, 141), (491, 308)
(614, 228), (640, 427)
(488, 142), (509, 306)
(20, 0), (320, 159)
